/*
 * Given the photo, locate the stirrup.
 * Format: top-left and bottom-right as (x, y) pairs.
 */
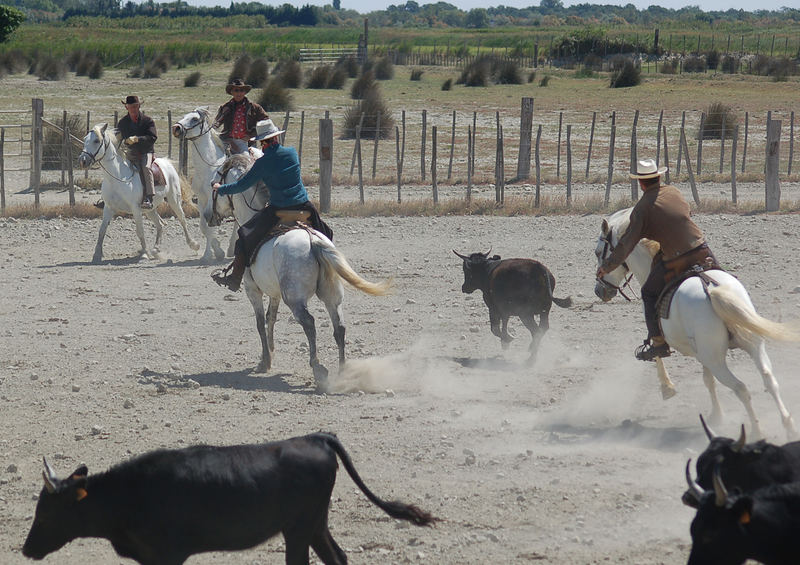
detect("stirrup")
(210, 267), (240, 292)
(141, 198), (153, 210)
(635, 339), (671, 362)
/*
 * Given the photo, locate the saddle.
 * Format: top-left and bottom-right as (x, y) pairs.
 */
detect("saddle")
(248, 211), (314, 266)
(657, 265), (723, 320)
(130, 158), (166, 186)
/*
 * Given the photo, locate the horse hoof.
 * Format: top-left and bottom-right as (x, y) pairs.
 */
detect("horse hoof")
(312, 363), (329, 383)
(255, 361), (270, 373)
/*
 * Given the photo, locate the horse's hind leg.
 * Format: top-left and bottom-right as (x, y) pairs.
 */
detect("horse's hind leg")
(266, 296), (279, 356)
(246, 283), (272, 373)
(317, 279), (346, 368)
(166, 188), (200, 252)
(93, 206), (113, 264)
(288, 301), (328, 386)
(706, 361), (764, 440)
(702, 365), (723, 426)
(747, 339), (798, 440)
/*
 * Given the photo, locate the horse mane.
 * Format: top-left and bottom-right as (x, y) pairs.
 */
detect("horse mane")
(195, 107), (226, 152)
(610, 206), (661, 258)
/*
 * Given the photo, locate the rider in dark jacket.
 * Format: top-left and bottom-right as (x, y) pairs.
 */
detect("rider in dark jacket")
(118, 95), (157, 209)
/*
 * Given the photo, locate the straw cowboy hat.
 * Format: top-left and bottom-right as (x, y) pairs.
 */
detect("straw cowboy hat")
(122, 95), (143, 105)
(225, 78), (252, 95)
(251, 119), (285, 142)
(630, 158), (667, 180)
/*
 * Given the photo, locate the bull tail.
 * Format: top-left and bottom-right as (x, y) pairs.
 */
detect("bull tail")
(544, 268), (573, 309)
(323, 434), (437, 526)
(709, 285), (800, 342)
(311, 238), (392, 296)
(552, 296), (573, 308)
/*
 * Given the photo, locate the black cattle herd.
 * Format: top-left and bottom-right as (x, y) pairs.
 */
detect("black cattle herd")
(19, 250), (800, 565)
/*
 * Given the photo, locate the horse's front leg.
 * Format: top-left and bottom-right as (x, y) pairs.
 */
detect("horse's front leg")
(197, 194), (224, 262)
(132, 209), (150, 259)
(92, 206), (113, 264)
(246, 283), (271, 373)
(227, 230), (238, 258)
(145, 207), (164, 249)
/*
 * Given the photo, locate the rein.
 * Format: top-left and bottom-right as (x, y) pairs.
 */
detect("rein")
(81, 133), (136, 183)
(181, 115), (227, 168)
(596, 230), (637, 301)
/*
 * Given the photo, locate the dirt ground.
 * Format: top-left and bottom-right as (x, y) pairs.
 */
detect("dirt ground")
(2, 190), (800, 564)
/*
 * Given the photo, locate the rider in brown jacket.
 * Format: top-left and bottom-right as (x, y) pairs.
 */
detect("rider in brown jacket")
(212, 78), (269, 154)
(118, 95), (157, 209)
(596, 159), (717, 361)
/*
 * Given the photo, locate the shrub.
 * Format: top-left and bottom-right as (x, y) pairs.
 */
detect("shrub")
(583, 53), (603, 71)
(683, 56), (706, 73)
(659, 58), (678, 74)
(142, 62), (162, 79)
(350, 69), (375, 99)
(128, 66), (142, 78)
(229, 55), (252, 82)
(493, 60), (522, 84)
(152, 54), (170, 73)
(335, 55), (360, 78)
(342, 86), (394, 140)
(767, 57), (798, 81)
(410, 68), (423, 81)
(0, 49), (28, 75)
(721, 55), (738, 74)
(278, 60), (302, 88)
(245, 57), (269, 88)
(87, 59), (104, 79)
(441, 78), (453, 91)
(574, 67), (595, 78)
(527, 70), (536, 83)
(184, 71), (202, 87)
(306, 65), (331, 89)
(256, 79), (292, 112)
(609, 59), (640, 88)
(326, 67), (347, 89)
(457, 57), (490, 87)
(700, 102), (738, 140)
(373, 55), (394, 80)
(752, 55), (770, 75)
(36, 56), (67, 81)
(539, 75), (550, 87)
(43, 113), (84, 170)
(66, 49), (86, 72)
(706, 50), (720, 71)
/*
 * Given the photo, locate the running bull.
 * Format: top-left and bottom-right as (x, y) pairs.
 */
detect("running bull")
(22, 432), (435, 565)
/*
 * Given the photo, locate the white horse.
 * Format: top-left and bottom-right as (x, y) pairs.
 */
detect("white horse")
(171, 107), (261, 262)
(78, 124), (199, 263)
(204, 186), (391, 388)
(594, 207), (800, 440)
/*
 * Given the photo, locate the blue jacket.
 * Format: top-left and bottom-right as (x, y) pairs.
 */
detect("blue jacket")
(217, 144), (308, 208)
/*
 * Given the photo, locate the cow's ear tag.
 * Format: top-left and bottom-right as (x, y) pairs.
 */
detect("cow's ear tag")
(76, 488), (88, 501)
(739, 511), (750, 525)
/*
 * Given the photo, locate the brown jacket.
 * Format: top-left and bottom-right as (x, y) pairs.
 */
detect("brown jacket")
(212, 97), (268, 140)
(602, 184), (705, 272)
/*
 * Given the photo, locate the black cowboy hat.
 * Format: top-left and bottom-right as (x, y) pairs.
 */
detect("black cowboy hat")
(122, 95), (143, 105)
(226, 78), (252, 95)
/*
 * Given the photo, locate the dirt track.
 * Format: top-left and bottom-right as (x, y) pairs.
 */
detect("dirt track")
(2, 204), (800, 564)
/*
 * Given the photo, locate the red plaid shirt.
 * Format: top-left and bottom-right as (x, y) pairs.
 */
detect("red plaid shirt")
(231, 103), (248, 140)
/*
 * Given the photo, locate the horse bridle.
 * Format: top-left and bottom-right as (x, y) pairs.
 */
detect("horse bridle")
(210, 171), (264, 226)
(596, 228), (636, 301)
(79, 131), (136, 183)
(179, 113), (226, 168)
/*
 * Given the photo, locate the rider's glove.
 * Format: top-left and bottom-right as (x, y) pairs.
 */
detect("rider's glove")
(124, 136), (138, 146)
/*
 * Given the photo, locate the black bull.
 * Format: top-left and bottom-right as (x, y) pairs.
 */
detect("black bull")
(454, 250), (572, 362)
(22, 433), (435, 565)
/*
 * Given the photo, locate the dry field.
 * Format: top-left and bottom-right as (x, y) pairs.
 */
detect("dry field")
(1, 64), (800, 565)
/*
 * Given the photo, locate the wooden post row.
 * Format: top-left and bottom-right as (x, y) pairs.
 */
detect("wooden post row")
(319, 118), (333, 213)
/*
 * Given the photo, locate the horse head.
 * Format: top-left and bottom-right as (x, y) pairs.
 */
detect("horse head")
(172, 107), (211, 140)
(594, 215), (632, 302)
(78, 123), (110, 169)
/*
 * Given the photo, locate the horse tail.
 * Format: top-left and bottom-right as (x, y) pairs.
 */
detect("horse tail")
(709, 285), (800, 342)
(311, 238), (392, 296)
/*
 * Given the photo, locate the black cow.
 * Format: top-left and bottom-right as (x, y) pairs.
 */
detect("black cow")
(22, 433), (435, 565)
(685, 463), (800, 565)
(453, 249), (572, 362)
(682, 415), (800, 508)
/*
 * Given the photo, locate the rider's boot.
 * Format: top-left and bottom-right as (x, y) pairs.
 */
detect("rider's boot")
(140, 195), (154, 209)
(635, 335), (671, 362)
(211, 251), (246, 292)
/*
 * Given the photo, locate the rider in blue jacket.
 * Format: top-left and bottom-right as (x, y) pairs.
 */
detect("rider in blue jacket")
(211, 119), (332, 292)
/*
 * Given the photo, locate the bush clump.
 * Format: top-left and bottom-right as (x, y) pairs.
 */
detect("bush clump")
(336, 55), (360, 78)
(683, 56), (706, 73)
(277, 60), (303, 88)
(257, 79), (293, 112)
(700, 102), (738, 140)
(705, 50), (720, 71)
(36, 56), (67, 81)
(245, 58), (269, 88)
(441, 78), (453, 91)
(527, 71), (536, 83)
(410, 68), (423, 81)
(373, 55), (394, 80)
(342, 86), (394, 140)
(609, 59), (640, 88)
(306, 65), (332, 89)
(43, 113), (84, 170)
(721, 55), (738, 74)
(493, 60), (522, 84)
(229, 55), (252, 82)
(350, 69), (376, 99)
(184, 71), (202, 87)
(326, 67), (347, 89)
(659, 58), (678, 74)
(539, 75), (550, 87)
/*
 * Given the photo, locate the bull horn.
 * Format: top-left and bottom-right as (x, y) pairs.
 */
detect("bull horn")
(684, 459), (704, 502)
(712, 465), (728, 507)
(699, 413), (716, 440)
(452, 250), (469, 260)
(731, 424), (746, 453)
(42, 456), (58, 494)
(483, 246), (492, 257)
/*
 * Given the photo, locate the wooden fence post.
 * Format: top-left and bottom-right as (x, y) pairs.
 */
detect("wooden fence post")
(0, 128), (5, 212)
(605, 124), (616, 206)
(85, 111), (90, 182)
(534, 124), (542, 207)
(298, 111), (305, 166)
(31, 98), (44, 208)
(63, 111), (74, 205)
(467, 124), (472, 202)
(697, 112), (705, 176)
(630, 109), (639, 200)
(167, 110), (173, 159)
(662, 125), (670, 185)
(471, 111), (477, 181)
(431, 125), (438, 204)
(566, 124), (572, 206)
(719, 113), (726, 174)
(656, 109), (664, 166)
(350, 113), (364, 176)
(447, 110), (455, 180)
(586, 111), (596, 179)
(61, 110), (68, 187)
(356, 124), (364, 204)
(676, 111), (686, 175)
(765, 119), (781, 212)
(319, 118), (333, 213)
(517, 97), (533, 180)
(789, 111), (794, 176)
(281, 111), (290, 143)
(731, 125), (739, 204)
(556, 111), (563, 177)
(680, 128), (700, 205)
(495, 124), (504, 203)
(372, 113), (380, 180)
(420, 109), (427, 181)
(742, 111), (749, 173)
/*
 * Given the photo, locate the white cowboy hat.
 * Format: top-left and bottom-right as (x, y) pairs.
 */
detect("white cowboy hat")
(250, 119), (285, 142)
(630, 158), (668, 179)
